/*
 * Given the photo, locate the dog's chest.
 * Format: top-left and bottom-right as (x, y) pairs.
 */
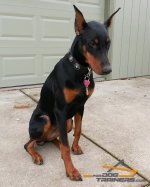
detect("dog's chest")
(63, 86), (94, 104)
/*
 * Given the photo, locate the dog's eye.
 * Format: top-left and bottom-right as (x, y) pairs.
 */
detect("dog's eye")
(88, 41), (97, 49)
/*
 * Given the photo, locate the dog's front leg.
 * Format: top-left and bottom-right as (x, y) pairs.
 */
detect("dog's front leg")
(55, 106), (82, 181)
(72, 106), (84, 155)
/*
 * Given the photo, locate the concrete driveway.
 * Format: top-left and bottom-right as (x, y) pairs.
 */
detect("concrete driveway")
(0, 77), (150, 187)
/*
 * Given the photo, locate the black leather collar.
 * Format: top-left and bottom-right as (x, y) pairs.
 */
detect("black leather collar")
(67, 52), (80, 70)
(67, 51), (92, 82)
(67, 51), (90, 71)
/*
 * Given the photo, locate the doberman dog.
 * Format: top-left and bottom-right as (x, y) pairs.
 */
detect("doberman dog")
(24, 5), (120, 181)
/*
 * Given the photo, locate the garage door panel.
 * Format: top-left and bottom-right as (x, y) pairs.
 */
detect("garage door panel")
(39, 8), (72, 48)
(2, 56), (36, 77)
(39, 40), (70, 49)
(0, 0), (71, 11)
(0, 15), (35, 38)
(0, 4), (36, 16)
(0, 5), (36, 48)
(39, 47), (69, 55)
(38, 0), (71, 10)
(0, 47), (68, 56)
(41, 18), (70, 39)
(0, 47), (66, 60)
(78, 0), (100, 5)
(77, 0), (104, 22)
(38, 8), (71, 19)
(40, 37), (71, 49)
(1, 76), (41, 87)
(0, 0), (104, 87)
(0, 46), (67, 82)
(0, 48), (40, 87)
(0, 4), (72, 48)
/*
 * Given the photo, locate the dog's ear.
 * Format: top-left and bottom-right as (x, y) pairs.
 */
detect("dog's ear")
(73, 5), (87, 35)
(104, 8), (121, 28)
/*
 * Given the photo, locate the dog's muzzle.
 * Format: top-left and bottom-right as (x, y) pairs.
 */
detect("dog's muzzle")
(102, 65), (112, 75)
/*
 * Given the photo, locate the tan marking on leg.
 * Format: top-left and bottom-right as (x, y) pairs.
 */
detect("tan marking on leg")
(72, 113), (83, 155)
(24, 139), (43, 165)
(60, 143), (82, 181)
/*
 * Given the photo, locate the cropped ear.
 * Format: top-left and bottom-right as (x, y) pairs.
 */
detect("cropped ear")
(73, 5), (87, 35)
(104, 8), (121, 28)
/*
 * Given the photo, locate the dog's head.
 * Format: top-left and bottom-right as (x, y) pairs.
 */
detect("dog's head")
(73, 5), (120, 75)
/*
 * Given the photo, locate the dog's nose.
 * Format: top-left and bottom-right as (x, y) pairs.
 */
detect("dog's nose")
(102, 65), (112, 75)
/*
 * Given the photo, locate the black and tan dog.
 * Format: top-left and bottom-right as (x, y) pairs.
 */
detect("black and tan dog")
(24, 5), (120, 181)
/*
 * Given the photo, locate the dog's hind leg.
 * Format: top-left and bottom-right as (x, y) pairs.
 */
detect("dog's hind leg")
(24, 139), (43, 165)
(24, 114), (48, 165)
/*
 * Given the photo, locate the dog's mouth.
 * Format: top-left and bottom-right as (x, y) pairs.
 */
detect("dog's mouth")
(84, 52), (112, 75)
(84, 51), (102, 74)
(88, 61), (102, 75)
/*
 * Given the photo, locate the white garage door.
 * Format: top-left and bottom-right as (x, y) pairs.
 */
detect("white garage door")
(0, 0), (104, 88)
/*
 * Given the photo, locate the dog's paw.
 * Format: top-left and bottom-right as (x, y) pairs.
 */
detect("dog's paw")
(66, 167), (82, 181)
(71, 145), (83, 155)
(32, 153), (43, 165)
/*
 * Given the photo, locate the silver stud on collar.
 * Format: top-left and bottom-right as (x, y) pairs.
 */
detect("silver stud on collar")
(74, 62), (80, 70)
(69, 55), (73, 62)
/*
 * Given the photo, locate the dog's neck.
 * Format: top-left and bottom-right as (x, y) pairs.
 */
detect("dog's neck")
(70, 37), (89, 67)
